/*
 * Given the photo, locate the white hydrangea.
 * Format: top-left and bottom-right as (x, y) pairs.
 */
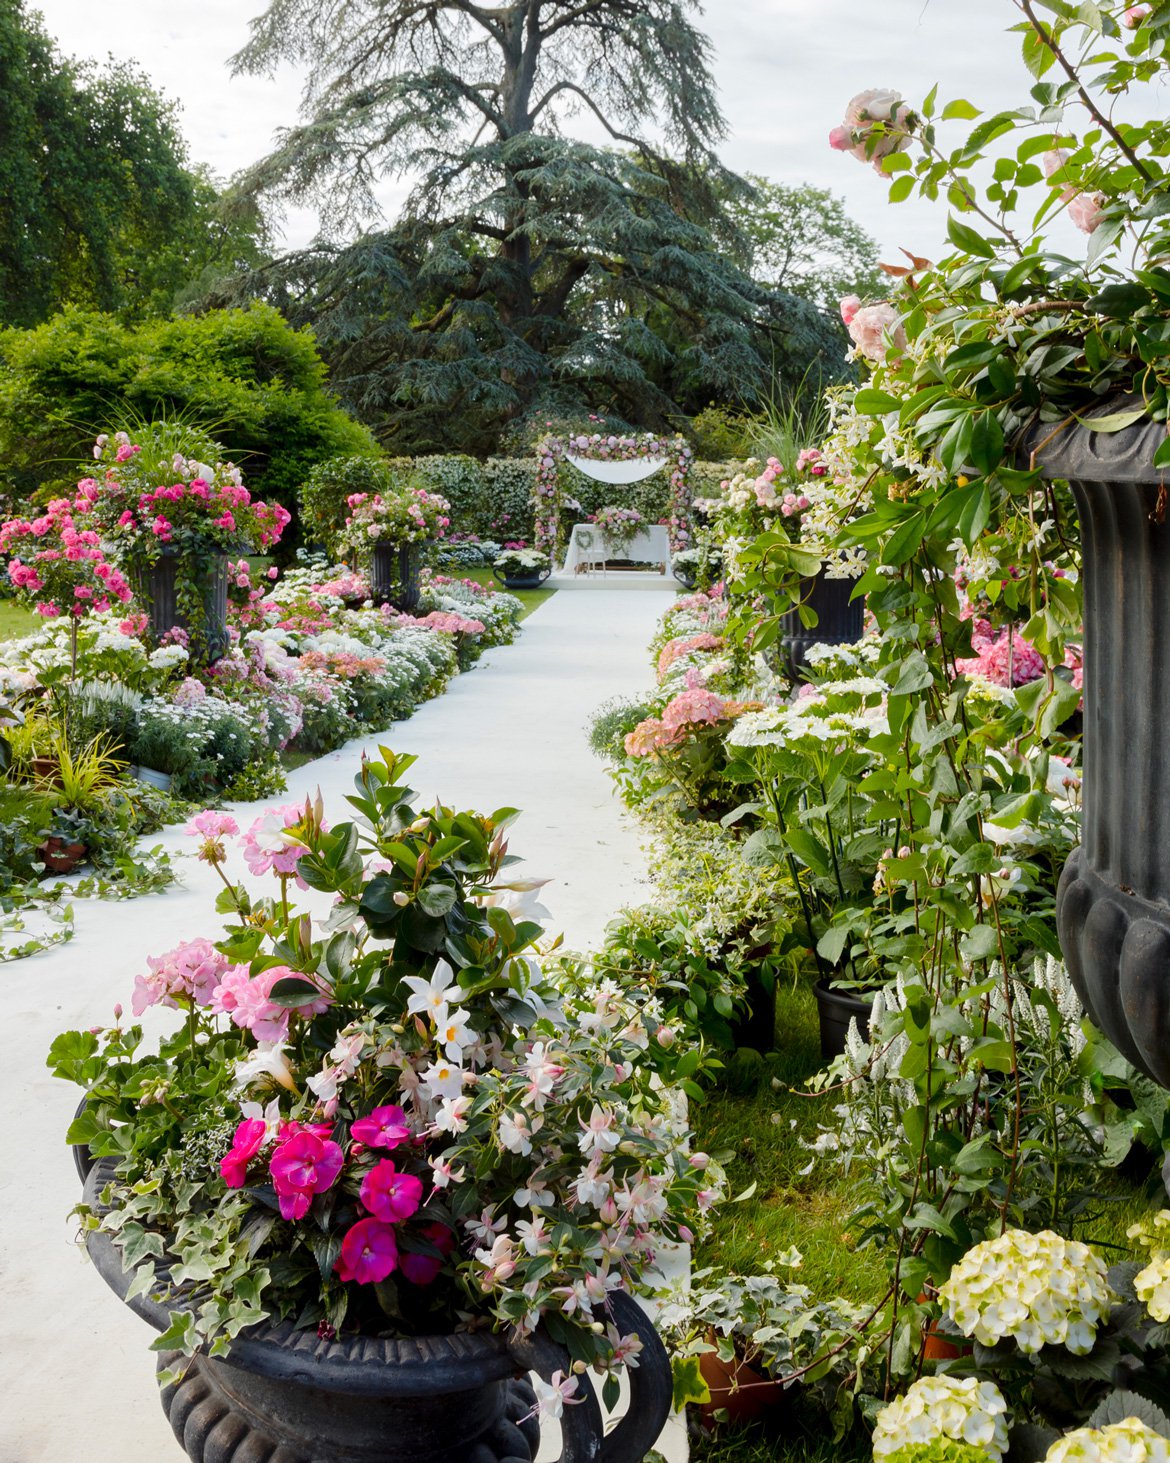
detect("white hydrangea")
(1135, 1256), (1170, 1323)
(1046, 1419), (1170, 1463)
(871, 1375), (1010, 1460)
(939, 1230), (1112, 1354)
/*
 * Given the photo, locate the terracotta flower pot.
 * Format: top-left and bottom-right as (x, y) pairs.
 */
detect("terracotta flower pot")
(79, 1156), (672, 1463)
(38, 836), (87, 874)
(698, 1348), (786, 1426)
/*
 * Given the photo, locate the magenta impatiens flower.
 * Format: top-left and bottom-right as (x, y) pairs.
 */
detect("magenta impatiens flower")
(399, 1223), (455, 1287)
(350, 1105), (411, 1151)
(220, 1118), (268, 1188)
(268, 1131), (344, 1221)
(335, 1218), (399, 1284)
(360, 1160), (424, 1224)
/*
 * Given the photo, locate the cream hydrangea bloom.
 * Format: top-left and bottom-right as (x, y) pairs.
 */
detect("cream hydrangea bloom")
(1135, 1256), (1170, 1323)
(1046, 1418), (1170, 1463)
(938, 1230), (1111, 1354)
(871, 1375), (1010, 1461)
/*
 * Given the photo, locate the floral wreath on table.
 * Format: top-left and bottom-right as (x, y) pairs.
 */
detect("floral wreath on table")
(532, 425), (693, 559)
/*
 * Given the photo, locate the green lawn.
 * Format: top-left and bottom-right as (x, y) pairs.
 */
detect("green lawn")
(458, 566), (555, 621)
(0, 600), (38, 642)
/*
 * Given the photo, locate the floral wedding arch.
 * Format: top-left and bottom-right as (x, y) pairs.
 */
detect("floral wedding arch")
(532, 429), (695, 558)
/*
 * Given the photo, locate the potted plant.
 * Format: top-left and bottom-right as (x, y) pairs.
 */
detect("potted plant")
(37, 806), (92, 874)
(671, 546), (723, 591)
(53, 749), (705, 1462)
(492, 546), (552, 590)
(75, 431), (291, 665)
(336, 480), (451, 612)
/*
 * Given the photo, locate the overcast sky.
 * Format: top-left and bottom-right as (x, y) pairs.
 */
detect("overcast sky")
(33, 0), (1040, 264)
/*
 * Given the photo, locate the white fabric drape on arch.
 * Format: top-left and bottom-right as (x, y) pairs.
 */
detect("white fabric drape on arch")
(563, 454), (667, 485)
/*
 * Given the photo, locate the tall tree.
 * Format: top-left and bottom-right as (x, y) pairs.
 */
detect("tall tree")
(0, 1), (263, 326)
(729, 176), (884, 312)
(226, 0), (840, 452)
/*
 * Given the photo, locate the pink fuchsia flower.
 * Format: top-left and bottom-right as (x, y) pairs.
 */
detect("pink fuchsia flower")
(335, 1218), (399, 1284)
(240, 804), (313, 879)
(220, 1118), (269, 1188)
(846, 302), (907, 361)
(269, 1130), (344, 1221)
(350, 1104), (412, 1150)
(131, 937), (228, 1016)
(399, 1223), (455, 1286)
(360, 1159), (424, 1223)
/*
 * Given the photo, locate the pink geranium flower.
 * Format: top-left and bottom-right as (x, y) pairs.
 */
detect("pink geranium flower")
(269, 1130), (344, 1221)
(350, 1105), (412, 1150)
(131, 938), (228, 1016)
(360, 1160), (424, 1224)
(220, 1118), (268, 1188)
(212, 964), (330, 1042)
(335, 1218), (398, 1284)
(241, 804), (316, 880)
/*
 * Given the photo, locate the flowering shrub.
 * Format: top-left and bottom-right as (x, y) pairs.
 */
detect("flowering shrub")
(939, 1230), (1111, 1355)
(871, 1377), (1010, 1461)
(1046, 1420), (1170, 1463)
(334, 484), (451, 559)
(55, 751), (721, 1376)
(0, 499), (133, 623)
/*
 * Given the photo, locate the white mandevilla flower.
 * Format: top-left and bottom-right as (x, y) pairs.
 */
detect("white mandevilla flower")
(1046, 1418), (1170, 1463)
(871, 1375), (1010, 1461)
(233, 1042), (297, 1093)
(403, 960), (463, 1024)
(939, 1230), (1112, 1354)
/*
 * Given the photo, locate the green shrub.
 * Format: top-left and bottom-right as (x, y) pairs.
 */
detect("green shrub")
(587, 696), (653, 760)
(299, 455), (401, 547)
(0, 302), (377, 550)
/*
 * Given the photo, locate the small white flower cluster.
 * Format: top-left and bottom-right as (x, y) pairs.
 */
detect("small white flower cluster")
(939, 1229), (1112, 1354)
(1046, 1419), (1170, 1463)
(871, 1375), (1010, 1461)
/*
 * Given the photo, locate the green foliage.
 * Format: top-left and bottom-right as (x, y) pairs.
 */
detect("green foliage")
(587, 696), (654, 761)
(299, 456), (400, 546)
(0, 1), (261, 326)
(0, 303), (376, 544)
(222, 0), (843, 452)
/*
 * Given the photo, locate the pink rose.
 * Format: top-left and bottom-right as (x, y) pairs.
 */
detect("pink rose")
(1123, 4), (1151, 25)
(1068, 191), (1105, 235)
(847, 302), (907, 361)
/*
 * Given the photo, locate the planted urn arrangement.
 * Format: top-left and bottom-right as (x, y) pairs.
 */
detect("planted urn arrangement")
(492, 546), (552, 590)
(54, 749), (702, 1462)
(336, 480), (451, 613)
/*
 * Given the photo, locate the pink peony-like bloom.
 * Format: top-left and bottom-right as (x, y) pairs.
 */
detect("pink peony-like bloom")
(220, 1118), (268, 1188)
(830, 88), (914, 171)
(131, 937), (228, 1016)
(399, 1223), (455, 1286)
(1068, 191), (1106, 235)
(335, 1218), (399, 1284)
(847, 302), (907, 361)
(350, 1105), (411, 1150)
(360, 1160), (424, 1223)
(269, 1130), (344, 1221)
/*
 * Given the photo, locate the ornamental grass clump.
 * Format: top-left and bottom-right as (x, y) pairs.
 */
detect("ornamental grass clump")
(938, 1230), (1112, 1354)
(52, 749), (720, 1383)
(871, 1375), (1010, 1461)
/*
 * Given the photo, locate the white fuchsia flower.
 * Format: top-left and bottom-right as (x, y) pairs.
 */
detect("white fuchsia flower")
(939, 1229), (1112, 1354)
(1046, 1418), (1170, 1463)
(871, 1375), (1010, 1461)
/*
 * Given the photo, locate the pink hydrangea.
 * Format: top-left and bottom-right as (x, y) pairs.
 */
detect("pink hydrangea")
(360, 1160), (424, 1223)
(956, 629), (1045, 687)
(624, 717), (682, 758)
(220, 1118), (268, 1188)
(131, 938), (228, 1016)
(335, 1218), (398, 1284)
(656, 633), (724, 679)
(661, 686), (729, 729)
(269, 1130), (344, 1221)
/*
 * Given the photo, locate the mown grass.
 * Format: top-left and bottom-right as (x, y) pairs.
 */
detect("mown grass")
(457, 565), (555, 621)
(0, 600), (38, 642)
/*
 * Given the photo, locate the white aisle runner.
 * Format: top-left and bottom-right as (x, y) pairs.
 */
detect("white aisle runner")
(0, 588), (685, 1463)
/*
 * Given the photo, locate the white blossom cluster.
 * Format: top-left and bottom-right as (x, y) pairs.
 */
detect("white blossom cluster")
(939, 1229), (1112, 1354)
(1128, 1210), (1170, 1323)
(871, 1375), (1010, 1461)
(726, 677), (887, 748)
(1045, 1419), (1170, 1463)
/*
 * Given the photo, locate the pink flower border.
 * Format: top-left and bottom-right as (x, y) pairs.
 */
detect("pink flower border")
(532, 431), (695, 558)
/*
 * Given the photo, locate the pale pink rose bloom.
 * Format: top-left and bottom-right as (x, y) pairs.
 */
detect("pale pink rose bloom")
(831, 89), (913, 170)
(1068, 191), (1106, 234)
(1123, 5), (1151, 26)
(839, 294), (862, 327)
(847, 303), (907, 361)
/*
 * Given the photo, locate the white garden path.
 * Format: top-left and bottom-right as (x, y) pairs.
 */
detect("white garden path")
(0, 586), (687, 1463)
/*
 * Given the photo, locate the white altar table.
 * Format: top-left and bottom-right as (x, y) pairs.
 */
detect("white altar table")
(561, 522), (671, 576)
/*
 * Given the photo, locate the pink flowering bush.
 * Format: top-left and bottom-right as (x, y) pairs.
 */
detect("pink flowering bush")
(334, 483), (451, 560)
(0, 499), (133, 622)
(55, 749), (721, 1380)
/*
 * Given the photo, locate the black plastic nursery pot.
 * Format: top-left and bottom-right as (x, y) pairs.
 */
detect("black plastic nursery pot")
(779, 571), (865, 678)
(131, 552), (230, 664)
(1029, 402), (1170, 1088)
(813, 979), (873, 1062)
(371, 542), (423, 613)
(77, 1156), (672, 1463)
